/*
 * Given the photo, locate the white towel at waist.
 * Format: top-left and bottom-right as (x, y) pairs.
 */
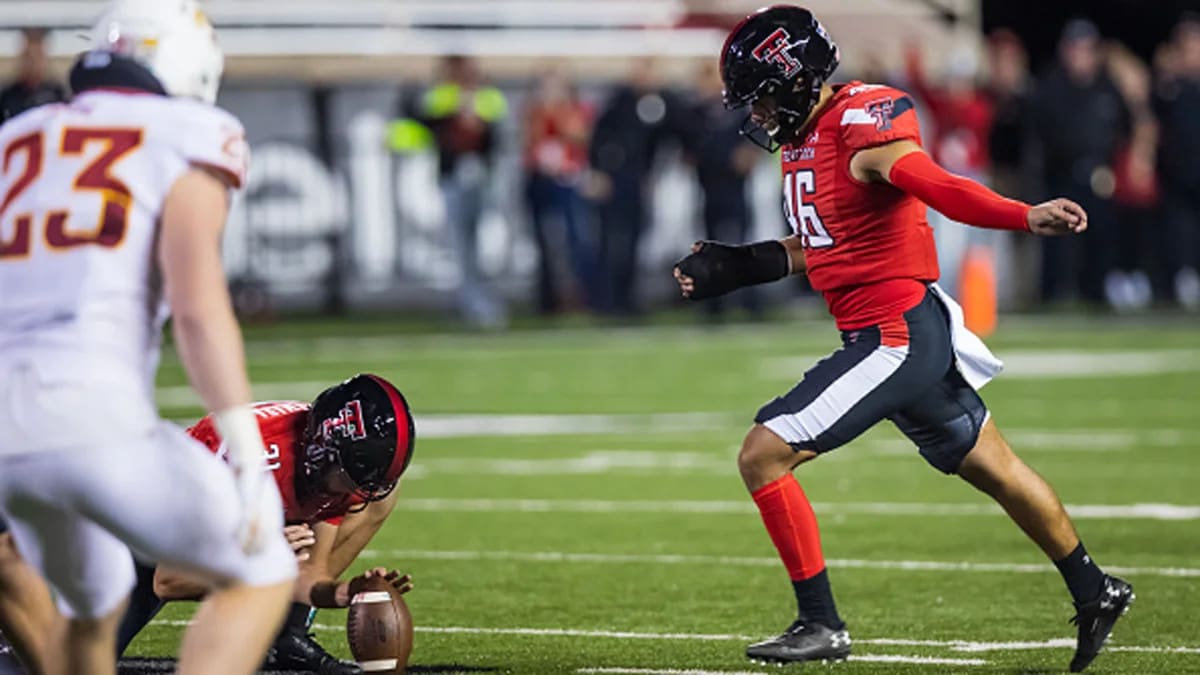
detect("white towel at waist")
(929, 283), (1004, 390)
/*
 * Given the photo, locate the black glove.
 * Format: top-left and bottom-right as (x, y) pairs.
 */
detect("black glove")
(674, 240), (790, 301)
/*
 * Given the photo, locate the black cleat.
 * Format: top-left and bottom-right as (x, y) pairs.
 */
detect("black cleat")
(1069, 575), (1134, 672)
(746, 620), (852, 665)
(264, 627), (363, 674)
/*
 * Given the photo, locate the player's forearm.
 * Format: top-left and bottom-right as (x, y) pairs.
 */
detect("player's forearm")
(152, 567), (207, 602)
(170, 286), (266, 475)
(326, 497), (397, 578)
(780, 235), (807, 276)
(161, 169), (255, 418)
(172, 310), (253, 415)
(887, 151), (1030, 231)
(306, 577), (350, 609)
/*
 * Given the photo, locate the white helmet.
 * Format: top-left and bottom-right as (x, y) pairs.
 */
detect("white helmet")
(89, 0), (224, 104)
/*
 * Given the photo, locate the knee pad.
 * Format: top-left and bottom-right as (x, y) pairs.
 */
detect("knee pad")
(918, 408), (986, 475)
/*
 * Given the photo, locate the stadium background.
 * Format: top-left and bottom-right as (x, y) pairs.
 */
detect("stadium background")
(1, 1), (1199, 674)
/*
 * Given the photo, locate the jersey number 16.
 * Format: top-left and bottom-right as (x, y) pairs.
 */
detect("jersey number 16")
(784, 169), (834, 249)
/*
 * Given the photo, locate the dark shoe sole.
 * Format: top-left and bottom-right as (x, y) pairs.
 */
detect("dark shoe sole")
(747, 648), (852, 666)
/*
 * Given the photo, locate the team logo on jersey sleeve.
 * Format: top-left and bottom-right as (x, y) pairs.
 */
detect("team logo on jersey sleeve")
(751, 28), (805, 78)
(858, 95), (915, 132)
(321, 400), (367, 441)
(865, 98), (896, 131)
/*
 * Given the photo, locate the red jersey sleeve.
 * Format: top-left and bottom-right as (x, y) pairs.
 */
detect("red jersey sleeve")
(186, 415), (223, 455)
(838, 87), (922, 151)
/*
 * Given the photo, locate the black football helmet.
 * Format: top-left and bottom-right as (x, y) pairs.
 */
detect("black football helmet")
(299, 374), (415, 510)
(720, 5), (839, 151)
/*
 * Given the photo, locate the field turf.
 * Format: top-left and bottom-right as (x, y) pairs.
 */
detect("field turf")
(125, 313), (1200, 674)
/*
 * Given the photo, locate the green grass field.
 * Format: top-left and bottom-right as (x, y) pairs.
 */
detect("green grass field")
(128, 313), (1200, 674)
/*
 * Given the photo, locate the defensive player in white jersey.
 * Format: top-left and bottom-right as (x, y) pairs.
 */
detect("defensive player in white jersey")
(0, 2), (296, 674)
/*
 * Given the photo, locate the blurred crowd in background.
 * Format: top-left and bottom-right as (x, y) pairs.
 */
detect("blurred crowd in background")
(5, 11), (1200, 326)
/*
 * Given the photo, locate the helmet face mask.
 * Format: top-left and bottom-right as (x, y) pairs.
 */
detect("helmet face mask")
(302, 442), (392, 506)
(720, 5), (840, 152)
(736, 78), (818, 151)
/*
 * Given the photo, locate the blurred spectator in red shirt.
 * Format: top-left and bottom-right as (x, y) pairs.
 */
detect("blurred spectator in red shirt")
(904, 43), (992, 178)
(1107, 44), (1160, 310)
(523, 68), (598, 314)
(904, 42), (994, 303)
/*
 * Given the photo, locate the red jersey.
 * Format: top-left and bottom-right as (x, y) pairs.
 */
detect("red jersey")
(187, 401), (360, 526)
(781, 81), (940, 329)
(523, 100), (592, 178)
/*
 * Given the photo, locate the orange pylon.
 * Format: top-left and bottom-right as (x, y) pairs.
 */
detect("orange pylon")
(959, 245), (997, 338)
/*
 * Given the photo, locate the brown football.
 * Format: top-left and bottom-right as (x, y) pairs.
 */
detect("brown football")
(346, 577), (413, 674)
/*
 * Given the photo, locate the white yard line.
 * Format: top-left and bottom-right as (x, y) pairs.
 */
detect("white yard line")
(409, 425), (1185, 477)
(579, 669), (771, 675)
(765, 349), (1200, 380)
(398, 498), (1200, 522)
(156, 381), (334, 408)
(857, 638), (1200, 655)
(361, 548), (1200, 579)
(580, 656), (994, 675)
(147, 620), (1200, 656)
(413, 413), (735, 438)
(848, 654), (988, 665)
(152, 388), (1194, 449)
(417, 626), (750, 641)
(416, 451), (734, 476)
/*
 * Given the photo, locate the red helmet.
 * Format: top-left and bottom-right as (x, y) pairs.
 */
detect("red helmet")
(300, 374), (415, 507)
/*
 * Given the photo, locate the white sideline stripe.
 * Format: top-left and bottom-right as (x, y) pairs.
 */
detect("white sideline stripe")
(361, 549), (1200, 579)
(399, 498), (1200, 522)
(147, 621), (1200, 655)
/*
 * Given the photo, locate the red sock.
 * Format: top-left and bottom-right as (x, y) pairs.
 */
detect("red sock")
(751, 474), (826, 581)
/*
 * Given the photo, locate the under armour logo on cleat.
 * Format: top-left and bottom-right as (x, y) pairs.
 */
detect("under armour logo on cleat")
(830, 631), (851, 648)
